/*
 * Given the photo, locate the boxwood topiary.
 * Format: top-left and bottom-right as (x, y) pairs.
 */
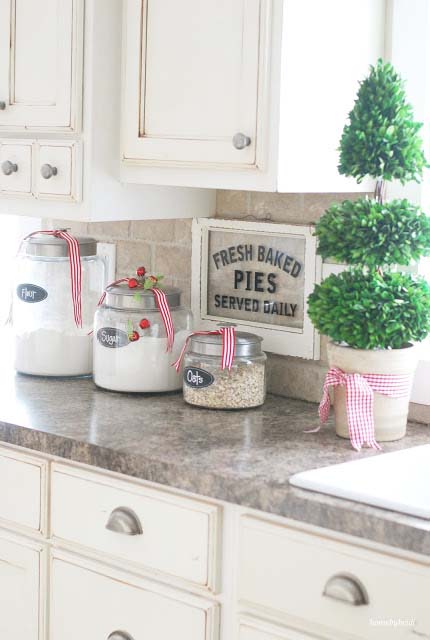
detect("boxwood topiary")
(314, 198), (430, 268)
(308, 270), (430, 350)
(308, 59), (430, 351)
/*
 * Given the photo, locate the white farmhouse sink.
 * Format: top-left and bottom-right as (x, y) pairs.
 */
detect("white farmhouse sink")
(290, 445), (430, 519)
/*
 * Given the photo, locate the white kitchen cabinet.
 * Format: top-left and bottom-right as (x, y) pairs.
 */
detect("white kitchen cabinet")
(51, 554), (219, 640)
(0, 0), (82, 131)
(0, 0), (214, 220)
(0, 530), (44, 640)
(123, 0), (261, 166)
(121, 0), (385, 192)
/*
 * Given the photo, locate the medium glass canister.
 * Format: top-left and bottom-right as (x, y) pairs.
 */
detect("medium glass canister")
(13, 234), (105, 376)
(183, 332), (267, 409)
(93, 283), (192, 392)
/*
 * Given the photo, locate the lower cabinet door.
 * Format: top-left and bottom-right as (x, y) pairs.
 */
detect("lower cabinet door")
(0, 532), (42, 640)
(51, 555), (219, 640)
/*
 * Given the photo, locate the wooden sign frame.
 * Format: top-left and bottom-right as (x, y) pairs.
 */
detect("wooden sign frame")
(191, 218), (321, 359)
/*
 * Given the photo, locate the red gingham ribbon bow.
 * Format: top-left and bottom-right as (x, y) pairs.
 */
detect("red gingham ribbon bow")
(99, 279), (175, 352)
(173, 326), (237, 372)
(23, 230), (83, 328)
(319, 367), (413, 451)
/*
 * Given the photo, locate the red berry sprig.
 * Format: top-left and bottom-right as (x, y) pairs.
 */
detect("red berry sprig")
(136, 266), (146, 277)
(128, 278), (139, 289)
(139, 318), (150, 330)
(128, 330), (140, 342)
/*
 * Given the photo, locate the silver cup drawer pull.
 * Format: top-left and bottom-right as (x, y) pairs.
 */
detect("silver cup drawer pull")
(2, 160), (18, 175)
(41, 163), (58, 179)
(323, 573), (368, 606)
(0, 101), (6, 110)
(107, 632), (135, 640)
(105, 507), (143, 536)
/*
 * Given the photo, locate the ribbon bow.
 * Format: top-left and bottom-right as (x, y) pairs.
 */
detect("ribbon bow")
(98, 278), (174, 352)
(23, 230), (83, 328)
(318, 367), (412, 451)
(173, 327), (236, 372)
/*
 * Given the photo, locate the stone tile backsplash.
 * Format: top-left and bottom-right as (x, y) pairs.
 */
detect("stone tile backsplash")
(46, 188), (429, 423)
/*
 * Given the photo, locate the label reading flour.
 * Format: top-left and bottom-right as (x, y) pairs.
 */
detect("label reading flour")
(184, 367), (214, 389)
(97, 327), (130, 348)
(17, 283), (48, 303)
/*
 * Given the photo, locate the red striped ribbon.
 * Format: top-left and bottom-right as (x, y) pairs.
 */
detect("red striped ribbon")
(99, 279), (175, 352)
(173, 327), (237, 372)
(23, 230), (83, 328)
(316, 367), (413, 451)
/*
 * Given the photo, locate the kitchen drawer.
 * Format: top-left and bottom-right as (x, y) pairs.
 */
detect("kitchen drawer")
(0, 142), (32, 194)
(239, 617), (318, 640)
(238, 516), (430, 639)
(0, 447), (45, 533)
(35, 142), (81, 201)
(51, 554), (219, 640)
(51, 464), (221, 590)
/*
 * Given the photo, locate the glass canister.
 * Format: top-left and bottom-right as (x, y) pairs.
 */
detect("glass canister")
(13, 234), (105, 377)
(183, 332), (267, 409)
(93, 283), (192, 392)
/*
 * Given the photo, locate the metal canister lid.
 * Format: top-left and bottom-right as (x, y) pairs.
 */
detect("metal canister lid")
(104, 282), (181, 311)
(189, 331), (263, 358)
(22, 234), (97, 258)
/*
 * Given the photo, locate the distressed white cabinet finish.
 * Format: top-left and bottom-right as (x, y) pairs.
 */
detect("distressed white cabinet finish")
(0, 0), (81, 131)
(0, 531), (43, 640)
(1, 443), (430, 640)
(51, 463), (221, 590)
(121, 0), (385, 192)
(0, 0), (214, 220)
(123, 0), (261, 166)
(0, 448), (44, 531)
(51, 555), (219, 640)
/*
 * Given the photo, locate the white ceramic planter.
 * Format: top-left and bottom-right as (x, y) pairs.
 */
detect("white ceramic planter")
(326, 341), (418, 442)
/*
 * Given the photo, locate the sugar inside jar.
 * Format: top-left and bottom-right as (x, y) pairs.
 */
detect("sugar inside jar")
(94, 280), (192, 392)
(183, 331), (266, 409)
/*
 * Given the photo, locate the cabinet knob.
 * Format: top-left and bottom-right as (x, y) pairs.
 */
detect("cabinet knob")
(41, 163), (58, 179)
(0, 101), (6, 110)
(1, 160), (18, 176)
(232, 132), (251, 150)
(323, 573), (368, 606)
(105, 507), (143, 536)
(107, 632), (135, 640)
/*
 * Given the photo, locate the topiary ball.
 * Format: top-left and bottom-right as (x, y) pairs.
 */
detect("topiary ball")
(307, 269), (430, 350)
(338, 59), (428, 184)
(315, 198), (430, 267)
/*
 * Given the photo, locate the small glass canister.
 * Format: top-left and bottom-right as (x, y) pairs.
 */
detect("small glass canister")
(94, 283), (192, 392)
(13, 233), (105, 377)
(183, 331), (267, 409)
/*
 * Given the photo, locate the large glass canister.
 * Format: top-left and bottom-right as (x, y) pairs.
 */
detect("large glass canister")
(93, 283), (192, 392)
(13, 234), (105, 376)
(183, 331), (267, 409)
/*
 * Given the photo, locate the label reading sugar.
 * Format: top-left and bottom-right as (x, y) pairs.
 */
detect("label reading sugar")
(184, 367), (214, 389)
(16, 283), (48, 303)
(97, 327), (130, 348)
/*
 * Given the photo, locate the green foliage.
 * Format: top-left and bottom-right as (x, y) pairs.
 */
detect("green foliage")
(315, 198), (430, 267)
(338, 59), (428, 183)
(308, 270), (430, 350)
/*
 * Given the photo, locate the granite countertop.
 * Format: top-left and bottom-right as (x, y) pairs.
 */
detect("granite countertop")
(0, 365), (429, 556)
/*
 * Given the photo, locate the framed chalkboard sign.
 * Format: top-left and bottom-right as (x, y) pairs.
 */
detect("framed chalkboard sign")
(191, 218), (321, 359)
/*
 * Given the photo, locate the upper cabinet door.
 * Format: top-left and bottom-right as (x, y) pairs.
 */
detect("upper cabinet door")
(0, 0), (82, 131)
(122, 0), (263, 166)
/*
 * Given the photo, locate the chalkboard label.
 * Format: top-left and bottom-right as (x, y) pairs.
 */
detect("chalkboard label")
(97, 327), (130, 348)
(16, 283), (48, 303)
(184, 367), (214, 389)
